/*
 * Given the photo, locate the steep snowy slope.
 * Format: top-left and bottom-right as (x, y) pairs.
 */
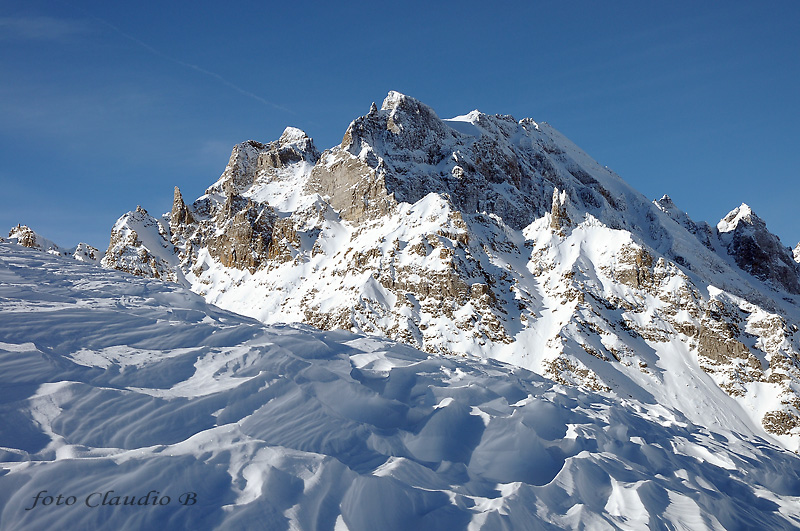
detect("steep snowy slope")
(2, 242), (800, 530)
(98, 91), (800, 448)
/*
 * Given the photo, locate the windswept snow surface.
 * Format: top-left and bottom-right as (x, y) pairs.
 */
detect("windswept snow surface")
(2, 242), (800, 530)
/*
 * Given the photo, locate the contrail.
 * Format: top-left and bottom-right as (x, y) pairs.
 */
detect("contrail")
(58, 2), (293, 114)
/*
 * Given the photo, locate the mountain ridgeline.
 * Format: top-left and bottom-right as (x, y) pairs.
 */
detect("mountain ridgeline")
(15, 91), (800, 448)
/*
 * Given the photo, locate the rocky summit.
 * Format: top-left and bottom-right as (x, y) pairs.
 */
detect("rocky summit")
(63, 91), (800, 450)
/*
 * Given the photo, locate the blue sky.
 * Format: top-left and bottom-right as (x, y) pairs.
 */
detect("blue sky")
(2, 1), (798, 250)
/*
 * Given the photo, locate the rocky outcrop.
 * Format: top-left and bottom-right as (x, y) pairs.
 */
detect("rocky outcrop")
(104, 129), (321, 277)
(8, 224), (39, 249)
(717, 204), (800, 294)
(101, 206), (178, 281)
(209, 128), (320, 197)
(72, 242), (101, 263)
(614, 243), (655, 289)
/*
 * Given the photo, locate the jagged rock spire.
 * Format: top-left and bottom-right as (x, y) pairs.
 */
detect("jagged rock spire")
(170, 187), (195, 228)
(550, 188), (571, 233)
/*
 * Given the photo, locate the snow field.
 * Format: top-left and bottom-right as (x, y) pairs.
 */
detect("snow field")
(2, 243), (800, 529)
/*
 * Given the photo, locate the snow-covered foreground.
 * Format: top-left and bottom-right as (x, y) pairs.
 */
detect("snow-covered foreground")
(2, 243), (800, 530)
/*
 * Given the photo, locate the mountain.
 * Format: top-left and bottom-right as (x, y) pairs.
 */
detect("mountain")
(95, 91), (800, 451)
(2, 241), (800, 530)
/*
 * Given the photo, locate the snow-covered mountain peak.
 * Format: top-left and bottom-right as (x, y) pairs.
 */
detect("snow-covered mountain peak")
(88, 92), (800, 449)
(330, 90), (637, 232)
(380, 90), (431, 114)
(795, 242), (800, 263)
(654, 193), (677, 211)
(101, 206), (179, 281)
(443, 111), (485, 139)
(716, 203), (800, 294)
(717, 202), (762, 233)
(279, 125), (311, 145)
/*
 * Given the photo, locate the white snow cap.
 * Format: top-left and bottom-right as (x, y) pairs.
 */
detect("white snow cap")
(447, 110), (483, 124)
(717, 203), (757, 233)
(279, 126), (309, 144)
(656, 194), (676, 208)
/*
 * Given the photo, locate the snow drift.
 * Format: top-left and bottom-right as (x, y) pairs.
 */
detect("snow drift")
(2, 242), (800, 530)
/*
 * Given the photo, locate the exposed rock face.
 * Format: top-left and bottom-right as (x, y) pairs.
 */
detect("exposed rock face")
(105, 128), (320, 279)
(307, 92), (624, 231)
(205, 194), (274, 272)
(306, 152), (393, 221)
(211, 128), (319, 198)
(717, 204), (800, 294)
(100, 92), (800, 447)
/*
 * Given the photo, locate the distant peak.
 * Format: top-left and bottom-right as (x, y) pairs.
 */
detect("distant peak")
(717, 203), (762, 233)
(446, 110), (483, 124)
(736, 203), (754, 217)
(380, 90), (411, 111)
(379, 91), (438, 119)
(279, 126), (310, 145)
(654, 195), (676, 211)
